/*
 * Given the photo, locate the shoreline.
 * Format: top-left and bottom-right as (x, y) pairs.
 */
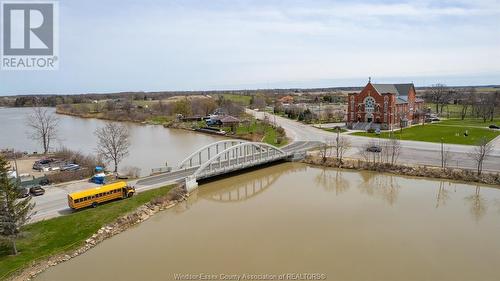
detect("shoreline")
(302, 155), (500, 186)
(56, 109), (289, 146)
(6, 185), (188, 281)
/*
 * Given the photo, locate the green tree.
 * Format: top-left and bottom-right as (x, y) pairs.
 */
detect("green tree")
(173, 98), (192, 116)
(0, 156), (35, 255)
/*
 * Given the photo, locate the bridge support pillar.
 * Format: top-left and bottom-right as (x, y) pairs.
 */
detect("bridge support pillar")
(185, 175), (198, 192)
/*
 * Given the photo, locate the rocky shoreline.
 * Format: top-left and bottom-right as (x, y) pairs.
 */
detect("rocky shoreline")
(9, 185), (188, 281)
(303, 155), (500, 186)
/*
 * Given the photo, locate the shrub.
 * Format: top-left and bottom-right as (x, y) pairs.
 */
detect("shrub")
(54, 147), (104, 169)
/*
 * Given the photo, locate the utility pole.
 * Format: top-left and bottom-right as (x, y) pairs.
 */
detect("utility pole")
(13, 152), (20, 186)
(318, 101), (322, 128)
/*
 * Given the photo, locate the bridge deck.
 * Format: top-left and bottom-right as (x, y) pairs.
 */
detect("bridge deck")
(135, 140), (323, 188)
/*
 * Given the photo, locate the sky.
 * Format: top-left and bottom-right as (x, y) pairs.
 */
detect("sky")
(1, 0), (499, 95)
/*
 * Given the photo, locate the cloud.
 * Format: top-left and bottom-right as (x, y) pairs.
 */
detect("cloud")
(1, 0), (499, 94)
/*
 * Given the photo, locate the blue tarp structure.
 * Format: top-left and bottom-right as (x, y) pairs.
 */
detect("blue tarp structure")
(91, 166), (106, 184)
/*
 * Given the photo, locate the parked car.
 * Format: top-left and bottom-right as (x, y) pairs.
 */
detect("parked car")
(17, 187), (30, 198)
(32, 163), (43, 171)
(430, 117), (440, 122)
(29, 185), (45, 196)
(366, 145), (382, 153)
(39, 178), (50, 186)
(61, 163), (80, 171)
(37, 158), (55, 165)
(489, 124), (500, 129)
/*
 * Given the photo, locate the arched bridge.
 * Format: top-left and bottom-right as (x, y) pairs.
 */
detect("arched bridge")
(178, 140), (289, 180)
(135, 140), (323, 191)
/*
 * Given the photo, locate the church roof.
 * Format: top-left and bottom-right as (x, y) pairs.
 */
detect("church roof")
(371, 83), (414, 96)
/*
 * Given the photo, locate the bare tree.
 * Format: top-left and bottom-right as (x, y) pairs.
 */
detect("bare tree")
(489, 91), (500, 121)
(121, 100), (134, 114)
(386, 137), (401, 165)
(26, 107), (59, 154)
(331, 128), (351, 164)
(457, 88), (476, 120)
(468, 137), (493, 175)
(424, 84), (448, 114)
(440, 138), (452, 169)
(476, 95), (490, 122)
(318, 141), (329, 163)
(251, 95), (266, 110)
(95, 123), (131, 173)
(359, 141), (381, 164)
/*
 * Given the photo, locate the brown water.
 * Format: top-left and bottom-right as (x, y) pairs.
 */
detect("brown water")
(37, 163), (500, 281)
(0, 107), (223, 175)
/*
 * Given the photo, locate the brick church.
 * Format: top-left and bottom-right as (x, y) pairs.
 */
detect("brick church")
(347, 80), (424, 130)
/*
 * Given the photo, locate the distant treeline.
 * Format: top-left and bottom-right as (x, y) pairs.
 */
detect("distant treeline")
(0, 87), (354, 107)
(1, 85), (498, 108)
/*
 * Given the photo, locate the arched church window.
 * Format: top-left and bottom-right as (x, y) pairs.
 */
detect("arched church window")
(364, 97), (375, 113)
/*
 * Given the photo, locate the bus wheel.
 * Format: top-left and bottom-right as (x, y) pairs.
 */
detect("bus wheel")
(91, 202), (98, 208)
(127, 192), (133, 198)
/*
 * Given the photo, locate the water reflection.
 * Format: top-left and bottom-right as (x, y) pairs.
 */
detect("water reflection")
(314, 168), (349, 195)
(356, 172), (401, 205)
(435, 181), (452, 208)
(176, 164), (307, 212)
(465, 186), (488, 221)
(311, 167), (499, 222)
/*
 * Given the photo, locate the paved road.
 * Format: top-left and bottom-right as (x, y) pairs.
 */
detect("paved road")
(248, 109), (500, 172)
(31, 168), (200, 222)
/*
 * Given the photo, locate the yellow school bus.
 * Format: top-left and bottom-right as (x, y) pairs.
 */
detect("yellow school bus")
(67, 181), (135, 210)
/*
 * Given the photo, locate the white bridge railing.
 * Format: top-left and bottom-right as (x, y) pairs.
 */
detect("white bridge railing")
(178, 140), (289, 181)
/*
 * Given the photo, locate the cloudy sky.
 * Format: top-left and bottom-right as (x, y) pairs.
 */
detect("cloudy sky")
(1, 0), (499, 95)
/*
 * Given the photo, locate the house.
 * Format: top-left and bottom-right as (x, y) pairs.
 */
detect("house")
(216, 115), (240, 133)
(220, 115), (240, 126)
(347, 80), (424, 130)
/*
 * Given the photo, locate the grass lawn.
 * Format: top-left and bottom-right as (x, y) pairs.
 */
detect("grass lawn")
(425, 102), (500, 120)
(437, 118), (500, 127)
(320, 127), (348, 134)
(147, 115), (173, 125)
(232, 121), (287, 147)
(0, 185), (174, 280)
(351, 123), (500, 145)
(219, 94), (252, 106)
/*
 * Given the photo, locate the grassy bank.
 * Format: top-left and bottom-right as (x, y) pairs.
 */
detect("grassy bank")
(351, 119), (500, 145)
(231, 120), (287, 147)
(0, 185), (174, 280)
(303, 155), (500, 186)
(319, 127), (348, 134)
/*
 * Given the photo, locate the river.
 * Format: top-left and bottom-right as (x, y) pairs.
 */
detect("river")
(0, 107), (224, 175)
(36, 163), (500, 281)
